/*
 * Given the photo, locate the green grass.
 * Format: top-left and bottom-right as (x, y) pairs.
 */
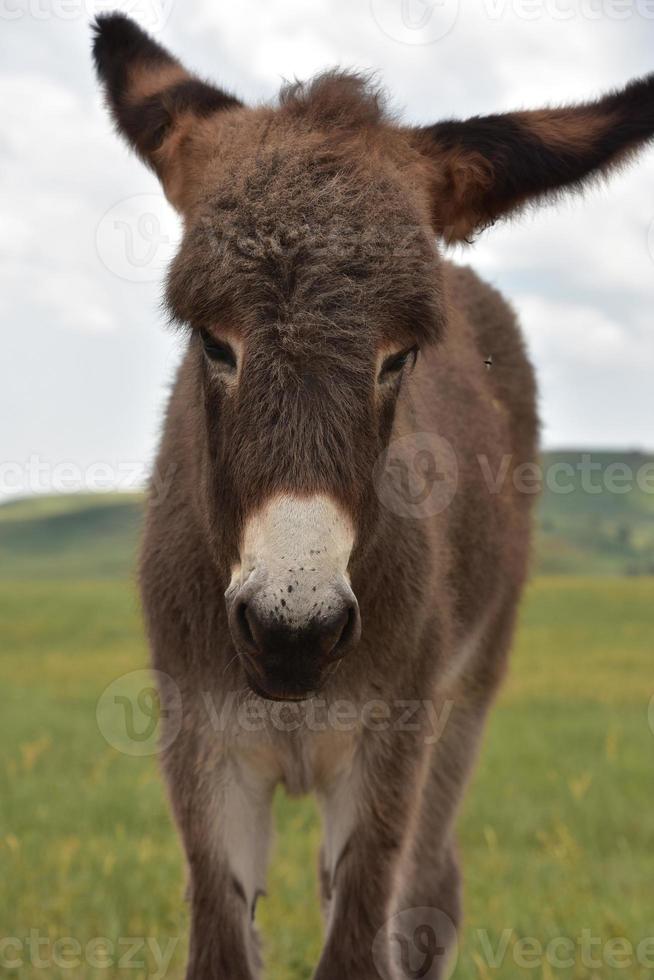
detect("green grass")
(2, 575), (653, 979)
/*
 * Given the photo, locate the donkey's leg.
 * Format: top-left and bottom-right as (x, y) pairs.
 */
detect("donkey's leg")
(162, 729), (276, 980)
(391, 650), (512, 978)
(391, 788), (467, 980)
(314, 726), (431, 980)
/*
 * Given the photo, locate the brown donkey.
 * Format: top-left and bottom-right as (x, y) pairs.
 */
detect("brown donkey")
(93, 14), (653, 979)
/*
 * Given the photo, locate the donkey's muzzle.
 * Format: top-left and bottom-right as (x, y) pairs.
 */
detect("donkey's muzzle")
(228, 582), (361, 701)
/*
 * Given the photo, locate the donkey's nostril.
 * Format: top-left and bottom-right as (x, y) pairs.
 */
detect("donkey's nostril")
(325, 599), (361, 662)
(236, 602), (256, 652)
(237, 601), (276, 659)
(340, 603), (360, 653)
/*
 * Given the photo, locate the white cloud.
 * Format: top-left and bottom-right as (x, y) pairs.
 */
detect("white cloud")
(509, 294), (654, 447)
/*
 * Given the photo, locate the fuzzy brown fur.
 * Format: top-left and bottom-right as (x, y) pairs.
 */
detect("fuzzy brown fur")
(92, 14), (653, 980)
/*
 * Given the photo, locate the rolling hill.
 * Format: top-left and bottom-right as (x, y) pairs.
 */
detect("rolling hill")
(0, 492), (144, 580)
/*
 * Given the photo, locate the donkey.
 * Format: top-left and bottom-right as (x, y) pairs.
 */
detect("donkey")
(93, 13), (653, 979)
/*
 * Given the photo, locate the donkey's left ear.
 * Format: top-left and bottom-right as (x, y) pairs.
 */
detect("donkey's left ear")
(92, 13), (242, 210)
(410, 74), (654, 243)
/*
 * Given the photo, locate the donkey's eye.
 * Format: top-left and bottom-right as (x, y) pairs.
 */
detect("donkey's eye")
(200, 329), (237, 371)
(379, 346), (418, 382)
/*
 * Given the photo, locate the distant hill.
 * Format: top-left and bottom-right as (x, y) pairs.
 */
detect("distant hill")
(0, 451), (652, 579)
(0, 493), (143, 580)
(536, 450), (654, 575)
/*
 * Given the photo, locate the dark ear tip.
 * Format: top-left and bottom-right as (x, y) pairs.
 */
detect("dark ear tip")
(92, 12), (138, 72)
(91, 12), (173, 84)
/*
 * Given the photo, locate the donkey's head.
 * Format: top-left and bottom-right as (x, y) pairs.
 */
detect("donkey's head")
(94, 14), (654, 699)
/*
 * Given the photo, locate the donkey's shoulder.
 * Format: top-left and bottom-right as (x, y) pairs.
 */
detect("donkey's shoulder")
(441, 261), (538, 462)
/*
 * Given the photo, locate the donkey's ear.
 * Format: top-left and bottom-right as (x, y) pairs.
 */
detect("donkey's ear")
(411, 74), (654, 242)
(92, 13), (241, 209)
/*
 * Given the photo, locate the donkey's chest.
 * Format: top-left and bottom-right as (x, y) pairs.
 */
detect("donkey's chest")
(229, 715), (359, 798)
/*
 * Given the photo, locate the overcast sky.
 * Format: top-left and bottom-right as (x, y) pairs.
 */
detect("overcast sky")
(1, 0), (653, 500)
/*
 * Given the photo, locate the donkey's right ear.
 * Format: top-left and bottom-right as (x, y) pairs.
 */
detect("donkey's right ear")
(92, 13), (242, 209)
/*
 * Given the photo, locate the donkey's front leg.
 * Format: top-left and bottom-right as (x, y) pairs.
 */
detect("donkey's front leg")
(315, 727), (428, 980)
(164, 733), (275, 980)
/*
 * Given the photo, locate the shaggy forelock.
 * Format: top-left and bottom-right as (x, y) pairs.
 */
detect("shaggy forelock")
(278, 70), (388, 131)
(166, 119), (444, 349)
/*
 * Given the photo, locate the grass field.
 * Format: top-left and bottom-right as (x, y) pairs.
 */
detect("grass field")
(1, 487), (653, 978)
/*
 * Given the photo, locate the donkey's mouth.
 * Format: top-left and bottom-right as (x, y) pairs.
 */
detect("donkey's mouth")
(239, 652), (320, 703)
(246, 675), (316, 703)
